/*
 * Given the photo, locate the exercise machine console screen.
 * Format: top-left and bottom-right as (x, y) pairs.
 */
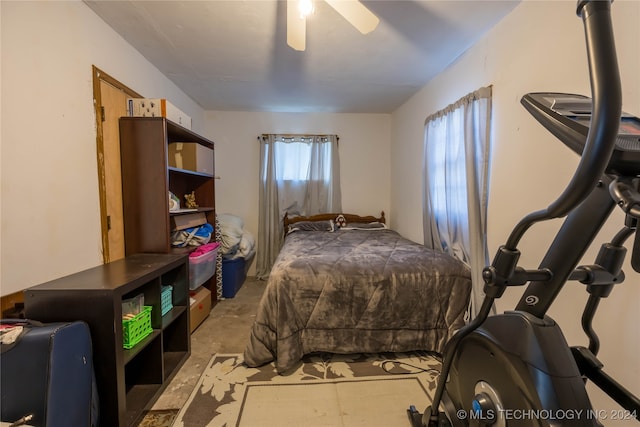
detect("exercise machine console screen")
(522, 92), (640, 176)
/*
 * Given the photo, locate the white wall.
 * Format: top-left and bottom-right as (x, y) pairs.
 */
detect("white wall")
(0, 1), (391, 294)
(204, 111), (392, 275)
(0, 1), (205, 296)
(391, 0), (639, 422)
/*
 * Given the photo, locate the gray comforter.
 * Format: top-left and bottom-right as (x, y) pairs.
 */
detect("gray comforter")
(244, 229), (471, 373)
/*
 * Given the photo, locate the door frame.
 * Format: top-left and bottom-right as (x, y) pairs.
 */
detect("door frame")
(92, 66), (142, 263)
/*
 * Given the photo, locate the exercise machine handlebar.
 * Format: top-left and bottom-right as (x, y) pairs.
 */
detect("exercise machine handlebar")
(504, 0), (621, 250)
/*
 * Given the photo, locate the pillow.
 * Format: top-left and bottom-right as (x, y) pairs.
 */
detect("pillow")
(218, 213), (244, 229)
(217, 213), (245, 254)
(287, 220), (335, 234)
(340, 222), (387, 230)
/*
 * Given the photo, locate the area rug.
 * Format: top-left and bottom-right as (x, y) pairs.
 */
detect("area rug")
(138, 409), (179, 427)
(173, 351), (441, 427)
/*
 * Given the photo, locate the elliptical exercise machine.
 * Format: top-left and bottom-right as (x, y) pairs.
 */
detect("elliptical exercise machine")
(409, 1), (640, 426)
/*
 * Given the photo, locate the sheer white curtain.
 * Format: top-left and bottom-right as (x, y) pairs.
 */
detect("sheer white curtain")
(256, 134), (342, 279)
(423, 86), (492, 319)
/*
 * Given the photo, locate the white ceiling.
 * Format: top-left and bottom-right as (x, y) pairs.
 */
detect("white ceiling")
(85, 0), (520, 113)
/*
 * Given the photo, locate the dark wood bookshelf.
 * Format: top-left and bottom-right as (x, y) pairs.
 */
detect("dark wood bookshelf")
(24, 253), (190, 427)
(119, 117), (217, 305)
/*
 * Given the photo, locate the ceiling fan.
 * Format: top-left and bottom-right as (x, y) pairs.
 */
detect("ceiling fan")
(287, 0), (380, 51)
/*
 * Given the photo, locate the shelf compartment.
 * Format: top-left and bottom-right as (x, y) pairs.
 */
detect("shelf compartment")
(164, 351), (189, 382)
(169, 170), (214, 210)
(163, 310), (189, 354)
(125, 383), (161, 409)
(123, 330), (162, 365)
(125, 334), (163, 387)
(123, 384), (161, 426)
(165, 119), (214, 149)
(168, 166), (213, 178)
(162, 310), (189, 381)
(160, 305), (187, 330)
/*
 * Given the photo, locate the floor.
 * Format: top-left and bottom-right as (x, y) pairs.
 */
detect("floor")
(151, 276), (265, 411)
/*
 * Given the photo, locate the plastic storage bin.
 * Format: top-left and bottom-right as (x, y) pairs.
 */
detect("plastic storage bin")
(161, 285), (173, 316)
(122, 306), (153, 349)
(189, 246), (218, 290)
(222, 257), (247, 298)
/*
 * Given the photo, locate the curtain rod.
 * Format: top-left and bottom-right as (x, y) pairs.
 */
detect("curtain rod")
(258, 134), (339, 140)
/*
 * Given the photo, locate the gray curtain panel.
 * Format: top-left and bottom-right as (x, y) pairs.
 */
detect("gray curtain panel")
(423, 86), (492, 319)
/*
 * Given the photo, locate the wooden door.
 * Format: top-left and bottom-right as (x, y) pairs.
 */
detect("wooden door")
(92, 67), (141, 263)
(100, 80), (127, 261)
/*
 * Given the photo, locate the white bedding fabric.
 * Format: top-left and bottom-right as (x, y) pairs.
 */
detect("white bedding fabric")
(218, 213), (255, 259)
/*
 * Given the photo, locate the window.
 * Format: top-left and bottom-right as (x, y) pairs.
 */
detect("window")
(270, 138), (332, 182)
(275, 140), (312, 180)
(256, 134), (342, 278)
(425, 107), (468, 220)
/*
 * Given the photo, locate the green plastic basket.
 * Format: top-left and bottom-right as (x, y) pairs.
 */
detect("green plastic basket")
(161, 285), (173, 316)
(122, 306), (153, 349)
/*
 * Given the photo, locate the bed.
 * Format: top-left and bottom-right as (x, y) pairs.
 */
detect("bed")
(243, 212), (472, 373)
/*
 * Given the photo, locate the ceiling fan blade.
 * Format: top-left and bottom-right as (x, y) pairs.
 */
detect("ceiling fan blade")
(324, 0), (379, 34)
(287, 0), (306, 51)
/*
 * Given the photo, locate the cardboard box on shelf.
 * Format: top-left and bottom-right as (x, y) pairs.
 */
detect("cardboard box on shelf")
(189, 286), (211, 333)
(168, 142), (214, 175)
(170, 212), (207, 231)
(127, 98), (192, 129)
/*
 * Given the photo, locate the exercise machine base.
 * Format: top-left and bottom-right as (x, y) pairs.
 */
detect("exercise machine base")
(407, 405), (452, 427)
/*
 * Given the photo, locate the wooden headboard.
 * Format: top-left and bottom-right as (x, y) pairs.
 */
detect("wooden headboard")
(283, 211), (385, 230)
